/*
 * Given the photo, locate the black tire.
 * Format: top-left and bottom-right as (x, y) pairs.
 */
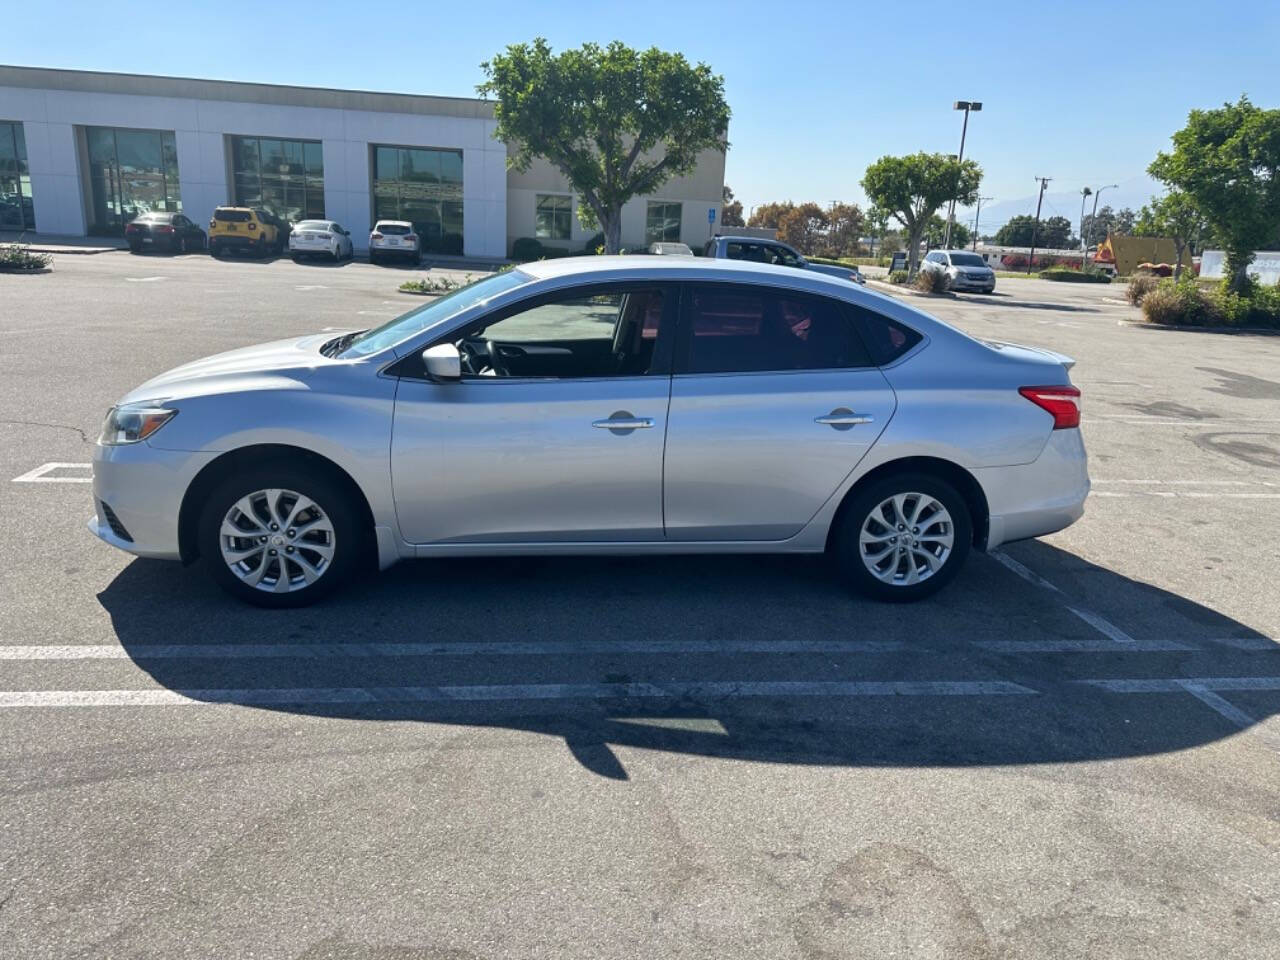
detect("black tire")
(198, 462), (363, 608)
(833, 471), (971, 603)
(211, 242), (222, 258)
(291, 254), (303, 264)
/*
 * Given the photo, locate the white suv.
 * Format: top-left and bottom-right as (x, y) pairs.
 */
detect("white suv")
(369, 220), (420, 264)
(921, 250), (996, 294)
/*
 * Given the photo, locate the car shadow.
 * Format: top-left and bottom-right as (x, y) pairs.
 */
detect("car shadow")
(289, 256), (355, 268)
(98, 542), (1279, 780)
(960, 295), (1099, 312)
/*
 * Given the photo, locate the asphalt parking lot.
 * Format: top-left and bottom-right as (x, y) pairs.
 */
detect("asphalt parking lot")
(2, 252), (1278, 958)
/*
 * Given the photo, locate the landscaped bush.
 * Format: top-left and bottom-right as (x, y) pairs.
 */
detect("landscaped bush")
(0, 242), (52, 272)
(539, 245), (572, 259)
(888, 269), (908, 284)
(511, 237), (544, 261)
(914, 269), (950, 294)
(1039, 267), (1111, 283)
(1126, 275), (1160, 305)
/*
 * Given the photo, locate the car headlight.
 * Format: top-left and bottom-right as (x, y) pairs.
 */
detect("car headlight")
(100, 404), (177, 445)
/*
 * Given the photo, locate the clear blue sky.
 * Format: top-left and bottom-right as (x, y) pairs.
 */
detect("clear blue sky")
(5, 1), (1277, 229)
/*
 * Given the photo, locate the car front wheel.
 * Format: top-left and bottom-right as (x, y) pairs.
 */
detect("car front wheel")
(198, 464), (361, 607)
(834, 472), (971, 602)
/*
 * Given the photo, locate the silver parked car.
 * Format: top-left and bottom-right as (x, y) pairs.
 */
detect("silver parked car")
(289, 219), (354, 262)
(90, 257), (1088, 607)
(921, 249), (997, 293)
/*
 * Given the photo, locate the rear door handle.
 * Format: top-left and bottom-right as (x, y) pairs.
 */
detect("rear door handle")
(815, 408), (874, 430)
(592, 411), (655, 433)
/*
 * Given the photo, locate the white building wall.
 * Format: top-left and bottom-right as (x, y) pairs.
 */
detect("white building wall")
(0, 81), (507, 256)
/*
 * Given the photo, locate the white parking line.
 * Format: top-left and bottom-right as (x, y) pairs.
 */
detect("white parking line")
(0, 680), (1038, 708)
(124, 276), (165, 283)
(11, 462), (92, 483)
(1092, 491), (1280, 499)
(1080, 676), (1280, 749)
(0, 639), (907, 661)
(988, 550), (1140, 646)
(1066, 607), (1136, 644)
(989, 550), (1062, 593)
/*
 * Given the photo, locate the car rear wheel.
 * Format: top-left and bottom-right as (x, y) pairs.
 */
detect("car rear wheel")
(834, 472), (971, 603)
(198, 464), (361, 607)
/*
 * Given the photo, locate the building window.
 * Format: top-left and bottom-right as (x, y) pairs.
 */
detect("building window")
(0, 121), (35, 231)
(371, 145), (464, 254)
(230, 136), (324, 225)
(645, 201), (683, 245)
(535, 194), (572, 241)
(85, 126), (180, 236)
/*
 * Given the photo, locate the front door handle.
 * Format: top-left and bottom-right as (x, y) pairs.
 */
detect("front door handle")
(592, 411), (655, 434)
(815, 408), (874, 431)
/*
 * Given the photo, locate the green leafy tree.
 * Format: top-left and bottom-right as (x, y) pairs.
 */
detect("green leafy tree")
(1150, 96), (1280, 291)
(923, 213), (970, 249)
(866, 205), (890, 257)
(995, 214), (1072, 249)
(479, 38), (730, 254)
(861, 152), (981, 276)
(1134, 190), (1208, 281)
(776, 202), (829, 255)
(1081, 205), (1137, 247)
(824, 202), (865, 257)
(721, 185), (744, 227)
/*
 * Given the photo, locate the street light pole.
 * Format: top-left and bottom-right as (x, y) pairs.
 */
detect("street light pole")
(943, 100), (981, 249)
(1027, 176), (1051, 275)
(1079, 187), (1092, 269)
(1086, 183), (1118, 265)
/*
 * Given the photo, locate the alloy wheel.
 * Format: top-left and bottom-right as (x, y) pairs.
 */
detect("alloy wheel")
(858, 492), (954, 586)
(218, 488), (336, 593)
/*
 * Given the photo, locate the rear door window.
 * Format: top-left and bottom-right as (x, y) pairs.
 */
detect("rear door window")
(678, 284), (872, 374)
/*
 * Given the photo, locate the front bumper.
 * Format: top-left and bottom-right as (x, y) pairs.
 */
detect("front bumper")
(89, 442), (217, 561)
(950, 274), (995, 290)
(975, 428), (1090, 550)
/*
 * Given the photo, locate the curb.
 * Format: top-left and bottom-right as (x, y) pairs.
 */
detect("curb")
(1117, 319), (1279, 335)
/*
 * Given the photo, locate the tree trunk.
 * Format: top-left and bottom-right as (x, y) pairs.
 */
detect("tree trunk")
(603, 210), (623, 255)
(1225, 250), (1253, 293)
(1172, 240), (1185, 283)
(906, 225), (923, 278)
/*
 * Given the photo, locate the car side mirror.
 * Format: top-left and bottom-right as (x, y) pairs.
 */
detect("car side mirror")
(422, 343), (461, 382)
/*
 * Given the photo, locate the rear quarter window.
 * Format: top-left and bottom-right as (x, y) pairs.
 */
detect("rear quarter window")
(850, 306), (923, 365)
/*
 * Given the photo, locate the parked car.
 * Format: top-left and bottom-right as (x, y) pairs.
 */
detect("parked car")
(704, 235), (865, 284)
(921, 250), (997, 293)
(124, 212), (207, 254)
(90, 256), (1088, 608)
(289, 220), (354, 262)
(369, 220), (420, 264)
(648, 241), (694, 256)
(208, 206), (286, 258)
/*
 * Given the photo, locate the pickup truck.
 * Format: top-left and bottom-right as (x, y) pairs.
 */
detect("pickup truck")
(702, 235), (865, 285)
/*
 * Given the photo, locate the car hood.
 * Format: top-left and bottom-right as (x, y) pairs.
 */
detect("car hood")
(119, 331), (344, 404)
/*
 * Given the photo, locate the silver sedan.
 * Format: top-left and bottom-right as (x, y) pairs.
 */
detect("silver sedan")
(90, 257), (1089, 607)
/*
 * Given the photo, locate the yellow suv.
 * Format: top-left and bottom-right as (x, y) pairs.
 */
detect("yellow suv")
(208, 206), (287, 258)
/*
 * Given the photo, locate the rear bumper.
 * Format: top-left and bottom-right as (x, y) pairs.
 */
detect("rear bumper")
(89, 442), (217, 561)
(370, 242), (419, 256)
(975, 428), (1089, 550)
(210, 235), (261, 250)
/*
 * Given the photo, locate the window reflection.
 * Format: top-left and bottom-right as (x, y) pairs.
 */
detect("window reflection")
(371, 145), (464, 254)
(85, 127), (180, 236)
(0, 121), (36, 230)
(230, 136), (325, 224)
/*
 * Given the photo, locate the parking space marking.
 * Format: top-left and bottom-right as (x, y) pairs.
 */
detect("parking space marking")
(124, 276), (165, 283)
(1066, 607), (1136, 644)
(1081, 676), (1280, 749)
(977, 639), (1190, 652)
(988, 551), (1140, 646)
(0, 680), (1038, 708)
(0, 639), (908, 661)
(989, 550), (1062, 593)
(1092, 491), (1280, 499)
(11, 462), (92, 483)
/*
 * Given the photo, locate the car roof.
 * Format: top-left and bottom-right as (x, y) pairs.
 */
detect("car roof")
(715, 235), (782, 244)
(517, 255), (845, 289)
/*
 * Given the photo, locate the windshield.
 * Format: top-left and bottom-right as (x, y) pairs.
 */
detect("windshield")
(949, 253), (986, 267)
(338, 269), (532, 358)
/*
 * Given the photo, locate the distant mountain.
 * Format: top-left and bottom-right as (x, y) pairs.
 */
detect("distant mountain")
(959, 174), (1163, 236)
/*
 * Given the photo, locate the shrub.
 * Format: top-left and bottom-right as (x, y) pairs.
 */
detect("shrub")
(888, 269), (909, 284)
(1140, 279), (1221, 326)
(1126, 275), (1160, 305)
(539, 246), (572, 259)
(581, 232), (605, 254)
(511, 237), (543, 261)
(399, 276), (463, 295)
(0, 242), (52, 272)
(914, 269), (950, 294)
(1039, 267), (1111, 283)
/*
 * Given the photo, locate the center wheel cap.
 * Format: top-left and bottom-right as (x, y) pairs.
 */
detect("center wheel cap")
(270, 534), (285, 547)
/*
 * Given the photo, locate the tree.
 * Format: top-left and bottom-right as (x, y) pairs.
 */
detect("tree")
(922, 214), (970, 249)
(721, 185), (744, 227)
(1149, 96), (1280, 291)
(1134, 190), (1208, 281)
(861, 152), (981, 277)
(866, 205), (890, 257)
(824, 202), (865, 257)
(747, 201), (793, 229)
(479, 38), (730, 254)
(776, 202), (829, 255)
(1081, 205), (1135, 248)
(995, 214), (1072, 249)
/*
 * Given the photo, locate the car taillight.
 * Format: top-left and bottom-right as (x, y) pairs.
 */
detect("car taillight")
(248, 222), (257, 231)
(406, 234), (417, 243)
(209, 219), (215, 229)
(1019, 385), (1081, 429)
(371, 232), (383, 239)
(157, 225), (173, 233)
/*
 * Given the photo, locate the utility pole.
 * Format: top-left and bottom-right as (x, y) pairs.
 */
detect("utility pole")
(943, 100), (982, 248)
(1078, 187), (1092, 269)
(1027, 177), (1051, 275)
(972, 196), (992, 251)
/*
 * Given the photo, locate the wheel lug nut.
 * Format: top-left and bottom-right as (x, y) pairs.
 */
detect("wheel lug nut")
(891, 536), (897, 543)
(287, 528), (295, 537)
(286, 546), (294, 554)
(259, 536), (268, 543)
(269, 548), (277, 556)
(913, 527), (919, 534)
(270, 523), (279, 531)
(897, 524), (905, 530)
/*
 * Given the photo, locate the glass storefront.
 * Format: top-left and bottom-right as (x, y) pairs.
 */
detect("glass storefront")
(372, 145), (463, 254)
(85, 126), (180, 236)
(0, 121), (35, 231)
(230, 136), (324, 225)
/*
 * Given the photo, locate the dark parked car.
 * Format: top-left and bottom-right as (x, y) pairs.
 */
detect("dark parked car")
(703, 235), (865, 284)
(124, 212), (207, 254)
